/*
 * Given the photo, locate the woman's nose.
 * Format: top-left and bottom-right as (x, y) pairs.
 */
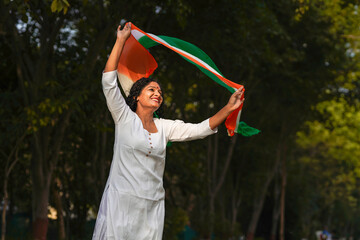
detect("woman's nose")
(154, 90), (161, 96)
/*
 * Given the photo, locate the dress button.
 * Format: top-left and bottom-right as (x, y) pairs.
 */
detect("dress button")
(149, 151), (151, 154)
(149, 137), (151, 140)
(146, 154), (149, 157)
(151, 146), (153, 149)
(150, 142), (152, 145)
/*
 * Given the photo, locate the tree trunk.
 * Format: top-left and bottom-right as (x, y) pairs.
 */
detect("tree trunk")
(32, 185), (50, 240)
(207, 134), (238, 237)
(53, 179), (66, 240)
(246, 167), (276, 240)
(247, 138), (283, 240)
(270, 172), (281, 240)
(1, 189), (8, 240)
(279, 143), (287, 240)
(231, 191), (241, 237)
(31, 112), (71, 240)
(31, 156), (52, 240)
(2, 133), (25, 240)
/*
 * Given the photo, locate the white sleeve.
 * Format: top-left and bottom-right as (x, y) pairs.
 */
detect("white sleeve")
(162, 118), (218, 142)
(102, 70), (133, 124)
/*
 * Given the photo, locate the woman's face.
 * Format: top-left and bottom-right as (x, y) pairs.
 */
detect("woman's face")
(137, 81), (163, 111)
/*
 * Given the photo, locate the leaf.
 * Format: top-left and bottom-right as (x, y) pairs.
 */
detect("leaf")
(51, 0), (70, 14)
(51, 0), (59, 13)
(63, 0), (70, 7)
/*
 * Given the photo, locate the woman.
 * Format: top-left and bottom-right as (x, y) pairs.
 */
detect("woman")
(92, 23), (244, 240)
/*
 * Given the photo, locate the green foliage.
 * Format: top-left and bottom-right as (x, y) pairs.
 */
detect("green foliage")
(213, 215), (242, 240)
(1, 0), (360, 239)
(297, 98), (360, 204)
(25, 98), (70, 132)
(294, 96), (360, 236)
(51, 0), (70, 14)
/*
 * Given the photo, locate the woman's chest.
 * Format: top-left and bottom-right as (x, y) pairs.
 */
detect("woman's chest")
(115, 119), (166, 156)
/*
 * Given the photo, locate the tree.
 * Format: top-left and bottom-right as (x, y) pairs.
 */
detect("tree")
(296, 97), (360, 236)
(0, 0), (170, 238)
(1, 0), (360, 238)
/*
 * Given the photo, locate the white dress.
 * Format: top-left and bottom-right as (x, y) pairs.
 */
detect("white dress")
(92, 71), (217, 240)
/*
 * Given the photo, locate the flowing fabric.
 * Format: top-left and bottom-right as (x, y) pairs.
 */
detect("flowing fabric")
(117, 23), (260, 136)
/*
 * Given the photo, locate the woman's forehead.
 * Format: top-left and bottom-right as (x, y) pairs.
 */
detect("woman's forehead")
(147, 82), (161, 89)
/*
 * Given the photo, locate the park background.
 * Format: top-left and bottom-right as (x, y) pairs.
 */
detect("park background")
(1, 0), (360, 239)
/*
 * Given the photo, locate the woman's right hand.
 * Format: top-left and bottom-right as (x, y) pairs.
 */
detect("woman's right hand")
(117, 22), (131, 42)
(104, 23), (132, 72)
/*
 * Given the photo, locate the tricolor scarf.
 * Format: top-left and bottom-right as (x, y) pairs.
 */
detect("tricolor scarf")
(117, 23), (260, 137)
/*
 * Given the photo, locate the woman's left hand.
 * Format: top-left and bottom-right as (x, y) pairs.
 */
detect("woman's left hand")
(226, 87), (245, 112)
(209, 87), (245, 130)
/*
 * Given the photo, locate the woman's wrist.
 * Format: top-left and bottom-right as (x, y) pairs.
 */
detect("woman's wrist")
(115, 37), (127, 46)
(224, 104), (235, 115)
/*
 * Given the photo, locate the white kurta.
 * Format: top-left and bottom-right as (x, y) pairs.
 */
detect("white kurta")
(92, 71), (217, 240)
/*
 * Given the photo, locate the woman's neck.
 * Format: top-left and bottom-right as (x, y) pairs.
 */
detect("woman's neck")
(136, 109), (158, 132)
(136, 109), (153, 123)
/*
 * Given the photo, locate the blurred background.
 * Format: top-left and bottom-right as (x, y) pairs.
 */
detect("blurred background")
(1, 0), (360, 239)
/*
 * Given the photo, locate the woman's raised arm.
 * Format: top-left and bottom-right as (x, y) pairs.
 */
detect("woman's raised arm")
(104, 23), (131, 73)
(102, 23), (133, 123)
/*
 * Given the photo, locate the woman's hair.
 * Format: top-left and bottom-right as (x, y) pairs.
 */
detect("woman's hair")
(125, 78), (164, 117)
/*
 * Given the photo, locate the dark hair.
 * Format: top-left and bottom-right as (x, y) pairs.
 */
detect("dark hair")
(125, 78), (164, 117)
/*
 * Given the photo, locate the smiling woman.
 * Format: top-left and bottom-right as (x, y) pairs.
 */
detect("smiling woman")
(92, 22), (245, 240)
(125, 78), (164, 120)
